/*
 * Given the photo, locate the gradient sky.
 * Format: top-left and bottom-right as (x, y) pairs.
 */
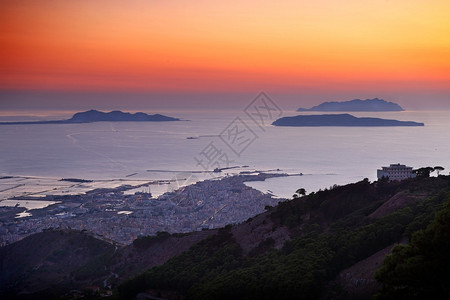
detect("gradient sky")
(1, 0), (449, 110)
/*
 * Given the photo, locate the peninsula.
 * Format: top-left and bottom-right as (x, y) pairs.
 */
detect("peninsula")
(0, 110), (180, 125)
(297, 98), (404, 112)
(272, 114), (424, 127)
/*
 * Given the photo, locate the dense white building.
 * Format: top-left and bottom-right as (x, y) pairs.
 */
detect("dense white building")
(377, 163), (416, 181)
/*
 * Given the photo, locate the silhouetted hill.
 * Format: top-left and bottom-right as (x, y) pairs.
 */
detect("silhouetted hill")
(118, 176), (449, 299)
(0, 110), (180, 125)
(0, 229), (114, 299)
(2, 176), (449, 299)
(0, 229), (216, 299)
(66, 110), (179, 123)
(297, 98), (404, 112)
(272, 113), (424, 127)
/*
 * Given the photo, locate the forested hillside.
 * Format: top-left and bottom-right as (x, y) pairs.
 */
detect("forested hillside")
(119, 176), (450, 299)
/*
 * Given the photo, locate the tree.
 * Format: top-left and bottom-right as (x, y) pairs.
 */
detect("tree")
(434, 166), (445, 176)
(374, 199), (450, 299)
(413, 167), (434, 178)
(378, 175), (389, 184)
(295, 188), (306, 196)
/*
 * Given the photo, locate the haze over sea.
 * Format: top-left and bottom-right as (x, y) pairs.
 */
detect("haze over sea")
(1, 109), (449, 200)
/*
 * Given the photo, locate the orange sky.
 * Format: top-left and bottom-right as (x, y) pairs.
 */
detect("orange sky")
(1, 0), (450, 97)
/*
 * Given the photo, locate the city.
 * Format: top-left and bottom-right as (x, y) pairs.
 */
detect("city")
(0, 173), (293, 246)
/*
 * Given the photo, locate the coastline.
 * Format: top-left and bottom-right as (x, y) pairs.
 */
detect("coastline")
(0, 172), (297, 246)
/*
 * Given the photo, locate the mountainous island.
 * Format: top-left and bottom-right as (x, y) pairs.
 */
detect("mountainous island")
(0, 110), (180, 125)
(297, 98), (404, 112)
(272, 113), (424, 127)
(1, 175), (449, 299)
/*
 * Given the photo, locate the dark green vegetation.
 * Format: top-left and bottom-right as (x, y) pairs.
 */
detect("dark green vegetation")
(0, 228), (215, 299)
(374, 197), (450, 299)
(413, 166), (446, 178)
(132, 231), (190, 249)
(0, 229), (114, 299)
(119, 176), (450, 299)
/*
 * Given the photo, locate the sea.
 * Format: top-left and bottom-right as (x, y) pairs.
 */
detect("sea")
(1, 108), (449, 204)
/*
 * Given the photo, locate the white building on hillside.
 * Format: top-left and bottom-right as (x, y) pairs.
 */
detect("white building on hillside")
(377, 163), (416, 181)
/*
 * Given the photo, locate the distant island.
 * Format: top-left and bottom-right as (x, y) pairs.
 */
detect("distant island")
(59, 178), (93, 183)
(0, 110), (180, 125)
(272, 114), (424, 127)
(297, 98), (404, 112)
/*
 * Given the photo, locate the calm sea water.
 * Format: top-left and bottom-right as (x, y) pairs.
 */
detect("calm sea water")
(0, 109), (449, 199)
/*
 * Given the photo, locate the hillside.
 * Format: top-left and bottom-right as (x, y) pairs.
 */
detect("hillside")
(1, 176), (449, 299)
(119, 176), (450, 299)
(0, 229), (216, 299)
(0, 229), (114, 298)
(297, 98), (404, 112)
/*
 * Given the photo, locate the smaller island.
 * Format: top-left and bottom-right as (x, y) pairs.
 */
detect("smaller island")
(0, 110), (180, 125)
(59, 178), (93, 183)
(272, 114), (424, 127)
(297, 98), (404, 112)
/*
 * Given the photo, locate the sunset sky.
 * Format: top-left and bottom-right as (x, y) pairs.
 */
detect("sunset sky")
(1, 0), (449, 110)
